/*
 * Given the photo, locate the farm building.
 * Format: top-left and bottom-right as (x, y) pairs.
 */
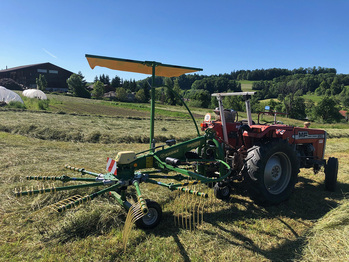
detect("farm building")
(0, 63), (74, 92)
(339, 110), (348, 122)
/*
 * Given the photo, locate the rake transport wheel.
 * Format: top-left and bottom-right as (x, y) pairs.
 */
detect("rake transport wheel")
(244, 140), (300, 205)
(213, 183), (231, 200)
(135, 200), (162, 229)
(324, 157), (338, 191)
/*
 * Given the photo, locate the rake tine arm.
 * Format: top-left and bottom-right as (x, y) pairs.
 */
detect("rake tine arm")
(172, 186), (208, 198)
(56, 183), (122, 212)
(64, 165), (101, 177)
(133, 181), (148, 214)
(14, 182), (105, 197)
(26, 175), (97, 183)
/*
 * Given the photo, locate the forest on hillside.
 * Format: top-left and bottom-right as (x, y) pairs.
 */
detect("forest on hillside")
(66, 66), (349, 123)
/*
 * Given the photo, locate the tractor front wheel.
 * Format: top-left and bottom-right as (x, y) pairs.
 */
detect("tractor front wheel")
(324, 157), (338, 191)
(135, 200), (162, 229)
(244, 141), (300, 205)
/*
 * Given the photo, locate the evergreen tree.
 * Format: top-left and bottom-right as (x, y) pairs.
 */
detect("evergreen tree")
(111, 76), (121, 88)
(143, 83), (150, 102)
(67, 73), (90, 98)
(173, 79), (182, 105)
(105, 75), (110, 85)
(130, 79), (137, 92)
(164, 77), (176, 105)
(123, 80), (130, 90)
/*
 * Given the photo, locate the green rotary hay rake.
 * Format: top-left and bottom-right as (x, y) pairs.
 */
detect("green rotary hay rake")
(15, 55), (233, 234)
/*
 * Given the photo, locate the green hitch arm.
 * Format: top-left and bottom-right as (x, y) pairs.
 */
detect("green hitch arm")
(148, 173), (187, 181)
(14, 182), (105, 197)
(146, 178), (171, 187)
(26, 175), (97, 183)
(133, 180), (148, 214)
(153, 155), (232, 182)
(170, 168), (233, 188)
(65, 165), (100, 177)
(108, 191), (132, 211)
(56, 184), (121, 212)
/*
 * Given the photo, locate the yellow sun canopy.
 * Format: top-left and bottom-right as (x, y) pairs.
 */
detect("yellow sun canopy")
(85, 54), (202, 77)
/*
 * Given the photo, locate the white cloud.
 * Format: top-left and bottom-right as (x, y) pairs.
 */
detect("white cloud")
(42, 48), (57, 58)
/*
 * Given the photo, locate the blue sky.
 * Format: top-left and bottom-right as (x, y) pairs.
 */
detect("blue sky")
(1, 0), (348, 82)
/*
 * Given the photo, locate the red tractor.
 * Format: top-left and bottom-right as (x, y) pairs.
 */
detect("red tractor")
(200, 92), (338, 205)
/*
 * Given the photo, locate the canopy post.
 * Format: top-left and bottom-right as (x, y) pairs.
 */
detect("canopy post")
(150, 64), (156, 151)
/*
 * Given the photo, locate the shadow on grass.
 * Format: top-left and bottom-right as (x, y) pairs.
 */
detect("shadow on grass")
(131, 177), (348, 261)
(49, 176), (347, 261)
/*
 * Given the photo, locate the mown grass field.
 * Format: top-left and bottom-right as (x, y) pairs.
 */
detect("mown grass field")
(0, 95), (348, 261)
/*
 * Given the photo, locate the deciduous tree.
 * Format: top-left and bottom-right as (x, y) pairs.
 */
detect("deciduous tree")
(312, 96), (342, 123)
(92, 81), (105, 99)
(36, 74), (47, 91)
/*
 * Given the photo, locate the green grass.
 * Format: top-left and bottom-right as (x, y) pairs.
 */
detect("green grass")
(259, 98), (280, 104)
(239, 80), (254, 92)
(301, 93), (324, 104)
(1, 129), (348, 261)
(0, 95), (348, 261)
(300, 200), (349, 261)
(0, 110), (202, 144)
(46, 94), (205, 120)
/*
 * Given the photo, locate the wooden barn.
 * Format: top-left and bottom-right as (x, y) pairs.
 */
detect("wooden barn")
(0, 63), (74, 92)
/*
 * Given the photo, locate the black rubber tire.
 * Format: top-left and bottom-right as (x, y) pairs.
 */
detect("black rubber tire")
(324, 157), (338, 191)
(135, 200), (162, 229)
(213, 183), (231, 200)
(244, 140), (300, 205)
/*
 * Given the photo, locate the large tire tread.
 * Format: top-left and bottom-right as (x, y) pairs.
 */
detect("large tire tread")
(243, 140), (300, 205)
(324, 157), (338, 192)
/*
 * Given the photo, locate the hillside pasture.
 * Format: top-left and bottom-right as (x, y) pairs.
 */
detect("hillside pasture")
(239, 80), (254, 92)
(301, 93), (324, 104)
(0, 110), (201, 144)
(0, 106), (348, 261)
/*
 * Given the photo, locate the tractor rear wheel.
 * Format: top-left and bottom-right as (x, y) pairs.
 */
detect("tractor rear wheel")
(324, 157), (338, 191)
(244, 140), (300, 205)
(135, 200), (162, 229)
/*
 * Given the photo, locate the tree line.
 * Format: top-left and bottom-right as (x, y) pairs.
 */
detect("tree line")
(66, 66), (349, 123)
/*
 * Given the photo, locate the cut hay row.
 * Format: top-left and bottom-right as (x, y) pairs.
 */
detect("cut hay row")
(0, 104), (348, 261)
